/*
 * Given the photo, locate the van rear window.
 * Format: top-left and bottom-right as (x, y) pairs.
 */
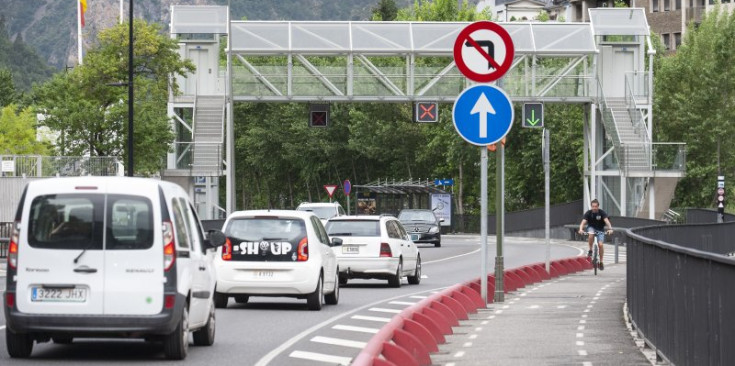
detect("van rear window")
(28, 194), (153, 250)
(29, 194), (101, 250)
(224, 218), (306, 261)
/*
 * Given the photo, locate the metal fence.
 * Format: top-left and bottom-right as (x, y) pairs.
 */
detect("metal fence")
(0, 155), (122, 177)
(625, 222), (735, 365)
(685, 208), (735, 225)
(451, 199), (583, 234)
(0, 221), (12, 258)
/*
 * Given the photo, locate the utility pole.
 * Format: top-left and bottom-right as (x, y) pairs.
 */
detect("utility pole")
(127, 0), (134, 176)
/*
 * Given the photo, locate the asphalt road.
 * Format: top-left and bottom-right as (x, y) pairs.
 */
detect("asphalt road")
(0, 235), (582, 365)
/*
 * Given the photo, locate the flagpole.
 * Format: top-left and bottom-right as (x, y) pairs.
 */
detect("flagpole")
(77, 0), (83, 65)
(120, 0), (124, 24)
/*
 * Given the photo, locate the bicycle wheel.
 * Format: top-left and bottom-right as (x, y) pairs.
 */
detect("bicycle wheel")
(593, 258), (597, 275)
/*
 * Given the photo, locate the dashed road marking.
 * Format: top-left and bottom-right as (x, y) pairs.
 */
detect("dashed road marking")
(389, 301), (416, 306)
(578, 350), (588, 356)
(332, 325), (379, 334)
(410, 295), (428, 299)
(454, 351), (466, 358)
(368, 307), (402, 314)
(463, 342), (473, 347)
(495, 310), (503, 314)
(557, 305), (567, 309)
(580, 320), (586, 324)
(576, 341), (585, 346)
(583, 362), (593, 366)
(469, 334), (478, 340)
(528, 305), (540, 309)
(310, 336), (366, 349)
(289, 351), (351, 365)
(578, 326), (585, 331)
(351, 315), (391, 323)
(576, 333), (584, 338)
(480, 321), (488, 325)
(475, 327), (483, 332)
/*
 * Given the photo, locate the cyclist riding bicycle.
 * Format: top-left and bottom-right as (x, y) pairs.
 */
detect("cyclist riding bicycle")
(577, 199), (613, 270)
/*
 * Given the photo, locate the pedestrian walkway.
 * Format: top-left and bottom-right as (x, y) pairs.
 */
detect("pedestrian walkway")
(431, 262), (649, 366)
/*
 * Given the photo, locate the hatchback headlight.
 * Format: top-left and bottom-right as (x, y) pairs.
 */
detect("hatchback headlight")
(429, 226), (440, 233)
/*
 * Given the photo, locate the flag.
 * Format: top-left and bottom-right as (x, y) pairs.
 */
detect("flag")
(80, 0), (87, 27)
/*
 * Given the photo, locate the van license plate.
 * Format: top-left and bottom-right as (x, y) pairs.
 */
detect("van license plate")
(410, 234), (419, 241)
(342, 245), (359, 254)
(31, 287), (87, 302)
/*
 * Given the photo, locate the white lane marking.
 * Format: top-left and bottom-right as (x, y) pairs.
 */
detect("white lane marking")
(469, 334), (478, 340)
(580, 320), (586, 324)
(587, 305), (593, 308)
(454, 351), (466, 358)
(351, 315), (391, 323)
(389, 301), (416, 306)
(447, 363), (457, 366)
(528, 305), (540, 309)
(475, 327), (483, 332)
(520, 293), (528, 297)
(463, 342), (473, 347)
(332, 325), (379, 334)
(495, 310), (504, 314)
(311, 336), (367, 349)
(255, 287), (445, 366)
(513, 297), (521, 301)
(578, 350), (588, 356)
(410, 295), (428, 299)
(558, 305), (567, 309)
(424, 248), (481, 265)
(593, 297), (599, 300)
(368, 307), (402, 314)
(584, 309), (590, 313)
(576, 341), (585, 346)
(289, 351), (351, 365)
(487, 315), (495, 319)
(576, 333), (584, 338)
(502, 305), (510, 309)
(591, 301), (596, 304)
(582, 314), (588, 318)
(578, 326), (585, 331)
(583, 362), (593, 366)
(481, 321), (489, 325)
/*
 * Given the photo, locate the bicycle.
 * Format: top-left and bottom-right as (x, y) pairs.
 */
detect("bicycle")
(578, 228), (612, 275)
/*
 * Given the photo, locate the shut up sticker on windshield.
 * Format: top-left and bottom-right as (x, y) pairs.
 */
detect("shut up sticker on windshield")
(234, 241), (296, 260)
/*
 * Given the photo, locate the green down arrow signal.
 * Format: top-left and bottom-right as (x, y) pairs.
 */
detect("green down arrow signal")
(526, 109), (540, 126)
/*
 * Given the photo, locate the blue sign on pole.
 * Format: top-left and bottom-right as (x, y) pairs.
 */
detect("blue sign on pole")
(343, 179), (352, 195)
(434, 178), (455, 186)
(452, 84), (514, 146)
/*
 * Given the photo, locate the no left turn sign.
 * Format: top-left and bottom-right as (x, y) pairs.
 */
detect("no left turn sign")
(453, 21), (515, 83)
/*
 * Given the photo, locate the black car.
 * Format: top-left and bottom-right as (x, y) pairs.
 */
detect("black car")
(398, 209), (443, 247)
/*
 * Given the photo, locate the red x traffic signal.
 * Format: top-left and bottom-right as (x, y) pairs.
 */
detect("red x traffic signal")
(415, 102), (439, 123)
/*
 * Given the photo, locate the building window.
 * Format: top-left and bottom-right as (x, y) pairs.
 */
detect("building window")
(662, 33), (671, 50)
(652, 0), (659, 12)
(676, 0), (682, 9)
(664, 0), (670, 10)
(674, 33), (682, 49)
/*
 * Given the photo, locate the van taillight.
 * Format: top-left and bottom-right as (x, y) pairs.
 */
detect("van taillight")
(380, 242), (392, 257)
(297, 237), (309, 261)
(222, 238), (232, 261)
(8, 221), (19, 269)
(5, 293), (14, 308)
(162, 221), (175, 271)
(164, 294), (176, 309)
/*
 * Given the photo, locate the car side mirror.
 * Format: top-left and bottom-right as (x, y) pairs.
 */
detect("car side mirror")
(439, 218), (445, 223)
(331, 237), (343, 247)
(206, 230), (227, 248)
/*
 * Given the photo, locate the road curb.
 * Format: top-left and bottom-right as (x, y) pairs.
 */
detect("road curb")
(352, 255), (593, 366)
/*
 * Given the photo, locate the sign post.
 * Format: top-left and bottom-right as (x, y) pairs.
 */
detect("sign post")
(543, 129), (551, 273)
(452, 21), (514, 305)
(343, 180), (352, 215)
(717, 176), (726, 223)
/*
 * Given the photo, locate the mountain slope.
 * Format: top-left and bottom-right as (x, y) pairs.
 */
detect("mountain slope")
(0, 16), (56, 91)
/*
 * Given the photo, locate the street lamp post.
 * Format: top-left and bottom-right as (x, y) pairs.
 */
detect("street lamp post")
(127, 0), (134, 177)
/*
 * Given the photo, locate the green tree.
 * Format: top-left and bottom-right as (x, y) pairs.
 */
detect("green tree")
(34, 20), (194, 174)
(0, 105), (50, 155)
(654, 6), (735, 207)
(372, 0), (399, 21)
(0, 69), (18, 107)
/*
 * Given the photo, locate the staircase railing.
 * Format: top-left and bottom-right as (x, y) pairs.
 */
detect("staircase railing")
(596, 79), (623, 171)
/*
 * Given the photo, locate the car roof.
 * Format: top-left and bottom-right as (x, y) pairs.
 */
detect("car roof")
(227, 209), (316, 220)
(26, 176), (184, 196)
(297, 202), (341, 207)
(328, 215), (396, 221)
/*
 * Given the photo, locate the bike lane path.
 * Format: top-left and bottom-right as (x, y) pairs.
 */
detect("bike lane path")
(431, 261), (650, 366)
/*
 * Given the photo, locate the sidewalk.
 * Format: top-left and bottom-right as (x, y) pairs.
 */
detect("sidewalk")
(431, 261), (650, 366)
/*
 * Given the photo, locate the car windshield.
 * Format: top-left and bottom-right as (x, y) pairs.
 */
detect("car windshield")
(225, 218), (306, 242)
(325, 220), (380, 237)
(398, 211), (436, 222)
(297, 206), (336, 220)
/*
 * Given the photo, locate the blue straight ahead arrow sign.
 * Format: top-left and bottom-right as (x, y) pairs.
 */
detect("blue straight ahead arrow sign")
(452, 84), (514, 146)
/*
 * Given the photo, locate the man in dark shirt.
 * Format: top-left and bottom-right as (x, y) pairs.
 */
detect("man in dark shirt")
(577, 199), (613, 270)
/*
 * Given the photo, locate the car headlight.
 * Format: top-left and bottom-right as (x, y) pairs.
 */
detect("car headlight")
(429, 226), (440, 233)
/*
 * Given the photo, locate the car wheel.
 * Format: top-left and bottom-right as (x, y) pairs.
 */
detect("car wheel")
(193, 300), (216, 346)
(213, 291), (228, 309)
(325, 270), (339, 305)
(388, 260), (402, 288)
(434, 240), (441, 247)
(52, 336), (73, 344)
(407, 255), (422, 285)
(306, 274), (323, 311)
(234, 295), (249, 304)
(6, 329), (33, 358)
(163, 305), (189, 360)
(338, 274), (348, 286)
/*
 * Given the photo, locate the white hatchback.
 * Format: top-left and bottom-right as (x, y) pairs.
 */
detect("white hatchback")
(214, 210), (341, 310)
(325, 215), (421, 288)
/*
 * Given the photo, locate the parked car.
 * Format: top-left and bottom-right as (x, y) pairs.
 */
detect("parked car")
(398, 209), (443, 247)
(296, 202), (345, 225)
(214, 210), (341, 310)
(325, 215), (421, 288)
(4, 177), (226, 360)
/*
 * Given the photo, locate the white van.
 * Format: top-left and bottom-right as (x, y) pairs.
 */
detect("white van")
(4, 177), (226, 360)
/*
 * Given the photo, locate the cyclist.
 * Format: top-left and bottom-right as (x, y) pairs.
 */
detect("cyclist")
(577, 199), (613, 270)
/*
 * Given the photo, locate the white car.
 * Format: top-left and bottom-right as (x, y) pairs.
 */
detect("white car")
(214, 210), (341, 310)
(296, 202), (345, 225)
(325, 215), (421, 288)
(4, 177), (226, 360)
